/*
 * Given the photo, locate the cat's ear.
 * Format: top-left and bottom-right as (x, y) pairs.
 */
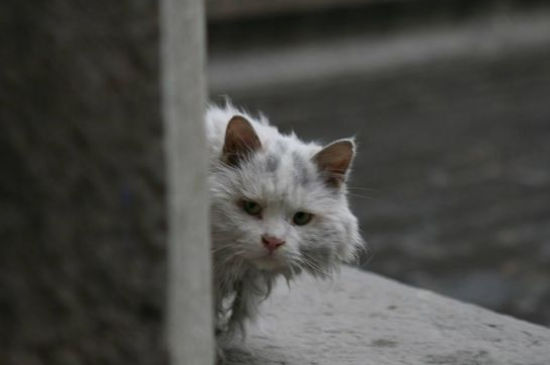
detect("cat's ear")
(312, 139), (355, 188)
(222, 115), (262, 167)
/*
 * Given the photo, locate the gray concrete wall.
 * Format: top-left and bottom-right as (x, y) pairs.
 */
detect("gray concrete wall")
(0, 1), (166, 364)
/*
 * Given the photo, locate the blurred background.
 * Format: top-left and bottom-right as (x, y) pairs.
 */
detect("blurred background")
(207, 0), (550, 326)
(2, 0), (549, 363)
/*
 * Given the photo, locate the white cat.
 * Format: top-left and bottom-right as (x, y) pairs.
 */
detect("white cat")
(206, 102), (364, 346)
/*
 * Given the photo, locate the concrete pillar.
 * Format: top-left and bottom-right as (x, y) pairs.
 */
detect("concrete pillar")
(160, 0), (214, 364)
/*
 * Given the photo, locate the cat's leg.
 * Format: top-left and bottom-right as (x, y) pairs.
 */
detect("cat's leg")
(227, 277), (266, 336)
(215, 340), (226, 365)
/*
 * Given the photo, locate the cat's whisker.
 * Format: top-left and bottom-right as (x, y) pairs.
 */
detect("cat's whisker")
(211, 245), (236, 254)
(361, 249), (376, 267)
(304, 254), (333, 277)
(347, 186), (380, 193)
(302, 261), (329, 277)
(219, 250), (247, 267)
(347, 192), (377, 200)
(291, 252), (329, 278)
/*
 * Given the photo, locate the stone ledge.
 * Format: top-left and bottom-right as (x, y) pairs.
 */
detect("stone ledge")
(226, 266), (550, 365)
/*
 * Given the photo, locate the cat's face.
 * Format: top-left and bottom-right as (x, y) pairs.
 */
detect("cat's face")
(210, 116), (363, 276)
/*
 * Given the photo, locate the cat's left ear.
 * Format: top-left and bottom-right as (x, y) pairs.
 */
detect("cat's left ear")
(312, 139), (355, 188)
(222, 115), (262, 167)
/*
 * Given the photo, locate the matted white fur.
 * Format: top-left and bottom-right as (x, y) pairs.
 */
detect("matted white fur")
(206, 102), (364, 349)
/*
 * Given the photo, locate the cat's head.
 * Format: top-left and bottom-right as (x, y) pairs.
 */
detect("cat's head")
(210, 115), (364, 277)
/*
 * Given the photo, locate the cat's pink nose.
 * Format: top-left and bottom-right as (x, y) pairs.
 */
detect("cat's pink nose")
(261, 235), (285, 252)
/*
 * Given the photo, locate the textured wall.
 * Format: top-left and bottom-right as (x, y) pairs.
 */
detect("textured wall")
(0, 1), (167, 364)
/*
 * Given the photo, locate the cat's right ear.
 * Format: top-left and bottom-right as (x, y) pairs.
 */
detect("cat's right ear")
(222, 115), (262, 167)
(312, 139), (355, 188)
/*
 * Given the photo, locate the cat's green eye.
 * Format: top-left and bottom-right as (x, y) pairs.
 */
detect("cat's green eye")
(293, 211), (313, 226)
(242, 200), (262, 217)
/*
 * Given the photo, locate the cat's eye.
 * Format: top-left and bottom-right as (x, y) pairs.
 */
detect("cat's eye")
(292, 211), (313, 226)
(241, 200), (262, 217)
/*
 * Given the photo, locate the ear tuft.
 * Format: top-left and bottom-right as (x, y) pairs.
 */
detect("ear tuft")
(312, 139), (355, 187)
(222, 116), (262, 167)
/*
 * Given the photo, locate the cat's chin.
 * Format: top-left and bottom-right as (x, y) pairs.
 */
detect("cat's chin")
(250, 255), (287, 272)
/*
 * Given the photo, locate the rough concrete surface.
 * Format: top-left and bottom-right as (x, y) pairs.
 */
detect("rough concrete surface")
(226, 266), (550, 365)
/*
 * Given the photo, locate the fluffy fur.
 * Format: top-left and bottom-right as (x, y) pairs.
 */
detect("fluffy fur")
(206, 103), (364, 345)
